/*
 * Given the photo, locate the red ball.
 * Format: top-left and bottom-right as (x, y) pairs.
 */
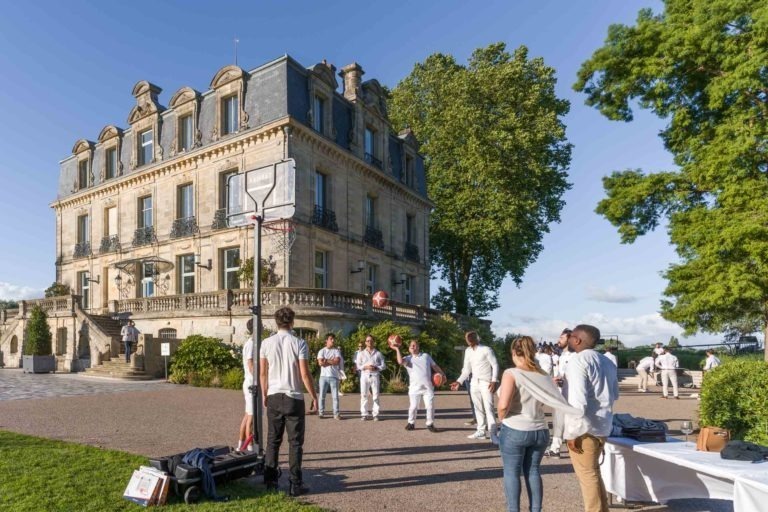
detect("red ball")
(387, 334), (402, 349)
(372, 290), (389, 308)
(432, 373), (445, 387)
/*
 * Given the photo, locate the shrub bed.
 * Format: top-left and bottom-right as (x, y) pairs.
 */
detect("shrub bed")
(699, 355), (768, 444)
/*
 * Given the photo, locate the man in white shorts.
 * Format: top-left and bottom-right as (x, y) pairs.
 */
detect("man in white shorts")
(237, 319), (255, 451)
(394, 340), (446, 432)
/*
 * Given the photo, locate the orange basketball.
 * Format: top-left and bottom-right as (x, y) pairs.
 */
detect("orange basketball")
(432, 373), (445, 387)
(372, 290), (389, 308)
(387, 334), (402, 349)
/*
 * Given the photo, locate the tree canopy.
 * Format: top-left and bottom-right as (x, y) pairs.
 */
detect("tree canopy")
(389, 42), (572, 316)
(574, 0), (768, 359)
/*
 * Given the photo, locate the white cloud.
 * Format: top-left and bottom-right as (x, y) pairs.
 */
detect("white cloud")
(585, 285), (639, 303)
(492, 312), (721, 348)
(0, 282), (45, 301)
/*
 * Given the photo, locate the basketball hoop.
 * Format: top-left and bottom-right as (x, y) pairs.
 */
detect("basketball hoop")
(263, 219), (297, 256)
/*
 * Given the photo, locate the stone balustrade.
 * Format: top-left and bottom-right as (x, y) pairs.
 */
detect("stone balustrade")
(18, 295), (80, 316)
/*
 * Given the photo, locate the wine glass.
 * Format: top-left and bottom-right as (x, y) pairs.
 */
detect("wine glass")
(680, 420), (694, 447)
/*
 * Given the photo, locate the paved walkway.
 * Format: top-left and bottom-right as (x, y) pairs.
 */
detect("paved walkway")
(0, 369), (732, 512)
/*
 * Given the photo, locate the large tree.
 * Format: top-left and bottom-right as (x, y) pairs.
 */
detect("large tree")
(574, 0), (768, 360)
(389, 43), (572, 316)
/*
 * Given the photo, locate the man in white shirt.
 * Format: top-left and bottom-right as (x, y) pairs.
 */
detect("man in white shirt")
(603, 347), (618, 367)
(545, 328), (573, 458)
(120, 320), (139, 363)
(655, 347), (680, 399)
(653, 342), (665, 356)
(260, 307), (318, 496)
(704, 350), (721, 371)
(237, 319), (255, 451)
(450, 331), (499, 440)
(395, 340), (446, 433)
(356, 334), (385, 421)
(317, 333), (344, 419)
(635, 354), (656, 392)
(564, 324), (619, 512)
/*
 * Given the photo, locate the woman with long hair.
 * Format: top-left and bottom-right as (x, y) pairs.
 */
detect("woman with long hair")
(496, 336), (584, 512)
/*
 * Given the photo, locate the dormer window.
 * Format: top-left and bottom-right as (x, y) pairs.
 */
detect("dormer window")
(139, 129), (153, 166)
(105, 148), (117, 180)
(78, 160), (89, 190)
(179, 114), (193, 152)
(405, 155), (414, 187)
(313, 95), (325, 133)
(222, 95), (239, 135)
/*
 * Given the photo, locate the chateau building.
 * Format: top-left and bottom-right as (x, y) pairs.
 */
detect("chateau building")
(0, 55), (447, 372)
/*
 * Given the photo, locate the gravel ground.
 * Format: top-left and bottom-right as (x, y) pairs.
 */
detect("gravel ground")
(0, 371), (732, 512)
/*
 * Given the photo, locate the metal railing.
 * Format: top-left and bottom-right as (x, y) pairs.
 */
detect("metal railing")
(211, 208), (229, 230)
(99, 235), (120, 254)
(404, 242), (420, 263)
(73, 242), (92, 259)
(312, 205), (339, 232)
(364, 226), (384, 250)
(170, 216), (199, 239)
(132, 226), (156, 247)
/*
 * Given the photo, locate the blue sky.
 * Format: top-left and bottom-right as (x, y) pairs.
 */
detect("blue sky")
(0, 0), (723, 346)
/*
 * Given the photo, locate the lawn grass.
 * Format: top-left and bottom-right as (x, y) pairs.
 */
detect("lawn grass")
(0, 430), (324, 511)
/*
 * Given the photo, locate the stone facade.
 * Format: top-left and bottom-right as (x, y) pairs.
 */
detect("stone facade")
(42, 55), (433, 355)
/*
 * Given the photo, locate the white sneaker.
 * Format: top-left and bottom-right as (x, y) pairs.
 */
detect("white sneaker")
(467, 430), (487, 440)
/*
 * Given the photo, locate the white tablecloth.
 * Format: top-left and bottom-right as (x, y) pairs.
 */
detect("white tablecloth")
(602, 437), (768, 512)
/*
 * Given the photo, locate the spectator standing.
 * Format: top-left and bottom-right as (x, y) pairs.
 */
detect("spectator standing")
(259, 307), (318, 496)
(120, 320), (139, 363)
(237, 319), (254, 451)
(703, 350), (721, 371)
(653, 342), (665, 356)
(316, 333), (344, 419)
(450, 331), (500, 440)
(356, 335), (385, 420)
(603, 347), (617, 367)
(535, 346), (554, 376)
(545, 328), (574, 458)
(655, 347), (680, 399)
(564, 324), (619, 512)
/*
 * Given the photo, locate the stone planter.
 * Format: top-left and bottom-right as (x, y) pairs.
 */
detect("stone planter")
(22, 355), (56, 374)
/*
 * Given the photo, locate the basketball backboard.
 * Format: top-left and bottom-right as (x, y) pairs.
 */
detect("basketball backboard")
(227, 159), (296, 227)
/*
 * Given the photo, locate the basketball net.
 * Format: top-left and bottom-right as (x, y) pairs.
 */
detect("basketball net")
(263, 219), (297, 257)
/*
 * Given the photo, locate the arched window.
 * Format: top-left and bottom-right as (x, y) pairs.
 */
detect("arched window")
(10, 335), (18, 354)
(158, 328), (177, 339)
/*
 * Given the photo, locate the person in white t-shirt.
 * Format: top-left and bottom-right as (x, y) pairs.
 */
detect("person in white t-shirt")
(703, 350), (721, 371)
(535, 347), (554, 376)
(260, 307), (318, 496)
(635, 354), (656, 392)
(395, 340), (446, 432)
(603, 347), (618, 367)
(655, 347), (680, 399)
(653, 343), (665, 356)
(237, 319), (255, 451)
(316, 333), (344, 419)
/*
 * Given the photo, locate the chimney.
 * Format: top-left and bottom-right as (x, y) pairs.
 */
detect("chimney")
(339, 63), (364, 101)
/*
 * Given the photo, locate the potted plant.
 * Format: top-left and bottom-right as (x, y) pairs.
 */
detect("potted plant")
(22, 305), (55, 374)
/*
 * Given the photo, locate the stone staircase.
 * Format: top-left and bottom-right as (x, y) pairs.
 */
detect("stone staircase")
(84, 358), (155, 380)
(82, 314), (153, 380)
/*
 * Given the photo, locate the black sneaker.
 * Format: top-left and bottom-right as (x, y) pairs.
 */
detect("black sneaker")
(427, 424), (438, 433)
(405, 422), (415, 431)
(289, 481), (310, 497)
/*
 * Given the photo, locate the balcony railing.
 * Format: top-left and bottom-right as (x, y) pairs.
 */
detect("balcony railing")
(132, 226), (156, 247)
(170, 216), (199, 239)
(99, 235), (120, 254)
(111, 287), (484, 329)
(404, 242), (420, 263)
(364, 225), (384, 250)
(364, 152), (383, 169)
(211, 208), (229, 230)
(73, 242), (91, 259)
(312, 205), (339, 232)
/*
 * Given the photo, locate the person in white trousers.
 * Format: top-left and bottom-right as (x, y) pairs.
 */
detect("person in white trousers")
(545, 328), (574, 458)
(395, 340), (446, 432)
(635, 354), (656, 392)
(356, 334), (385, 420)
(451, 331), (499, 440)
(655, 347), (680, 399)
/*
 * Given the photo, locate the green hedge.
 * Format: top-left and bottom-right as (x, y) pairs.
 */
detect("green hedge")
(699, 356), (768, 445)
(168, 335), (239, 386)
